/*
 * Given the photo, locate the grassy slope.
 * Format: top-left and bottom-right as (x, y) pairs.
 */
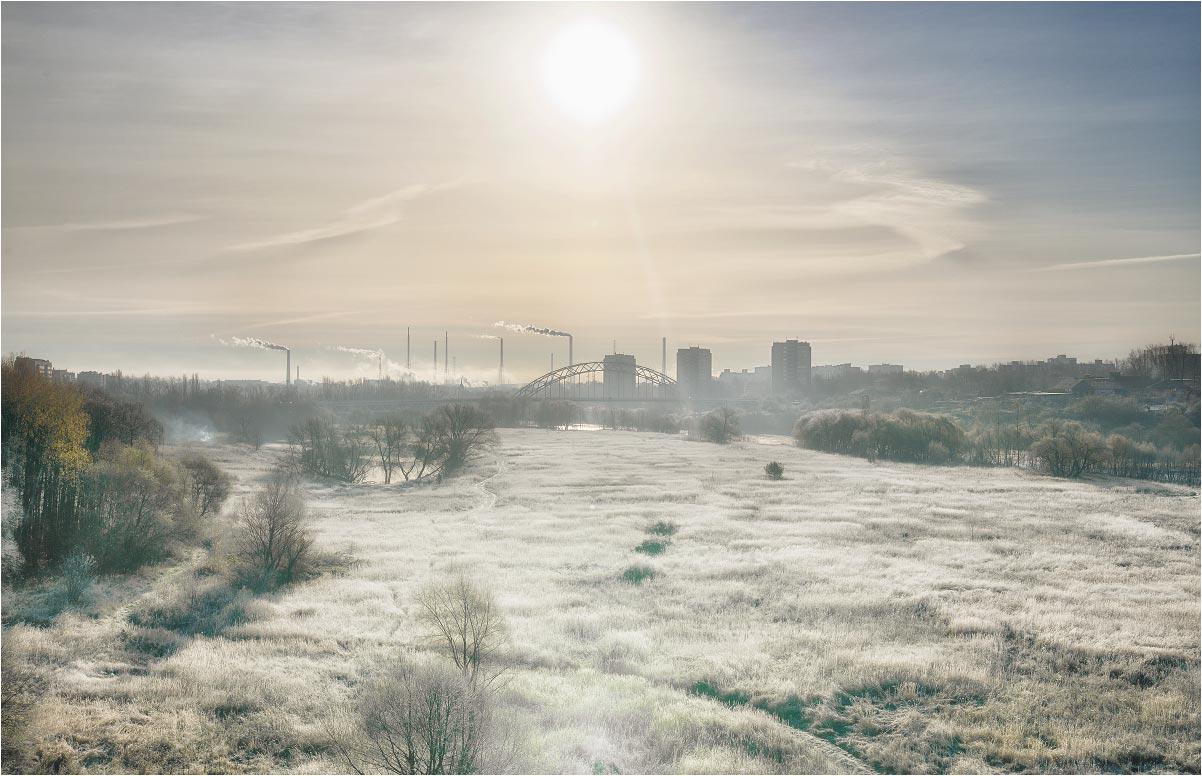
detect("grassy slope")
(3, 429), (1198, 774)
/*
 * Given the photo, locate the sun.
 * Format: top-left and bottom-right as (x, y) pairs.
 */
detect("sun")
(542, 20), (639, 125)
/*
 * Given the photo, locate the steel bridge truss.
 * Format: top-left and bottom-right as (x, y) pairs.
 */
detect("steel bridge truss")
(515, 361), (678, 400)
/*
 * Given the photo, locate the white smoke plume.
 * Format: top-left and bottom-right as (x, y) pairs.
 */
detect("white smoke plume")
(331, 345), (384, 359)
(478, 334), (501, 340)
(220, 336), (289, 352)
(493, 321), (570, 338)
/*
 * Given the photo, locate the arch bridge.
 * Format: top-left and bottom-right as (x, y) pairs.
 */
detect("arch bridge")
(515, 361), (677, 401)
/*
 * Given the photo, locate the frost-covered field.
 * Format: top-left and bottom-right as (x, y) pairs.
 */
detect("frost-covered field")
(6, 428), (1200, 773)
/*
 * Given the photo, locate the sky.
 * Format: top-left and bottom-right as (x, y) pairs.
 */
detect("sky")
(3, 2), (1199, 383)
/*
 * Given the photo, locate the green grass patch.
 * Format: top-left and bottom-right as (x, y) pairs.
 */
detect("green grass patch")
(621, 565), (657, 584)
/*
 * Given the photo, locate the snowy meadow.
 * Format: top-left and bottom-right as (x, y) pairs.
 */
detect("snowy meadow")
(4, 428), (1199, 773)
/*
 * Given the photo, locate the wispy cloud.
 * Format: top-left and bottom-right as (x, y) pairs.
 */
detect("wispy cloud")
(227, 181), (460, 252)
(789, 153), (986, 266)
(1028, 252), (1199, 273)
(9, 214), (205, 233)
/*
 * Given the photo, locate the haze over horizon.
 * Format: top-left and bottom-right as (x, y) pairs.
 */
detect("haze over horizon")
(3, 2), (1199, 383)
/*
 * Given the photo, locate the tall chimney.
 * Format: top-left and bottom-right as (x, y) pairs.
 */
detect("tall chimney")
(568, 334), (573, 367)
(407, 327), (411, 370)
(433, 341), (438, 382)
(286, 349), (291, 386)
(499, 337), (504, 386)
(662, 337), (666, 374)
(445, 331), (449, 377)
(296, 365), (300, 383)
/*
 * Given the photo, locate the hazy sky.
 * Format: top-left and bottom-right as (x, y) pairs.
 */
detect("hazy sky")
(3, 2), (1199, 382)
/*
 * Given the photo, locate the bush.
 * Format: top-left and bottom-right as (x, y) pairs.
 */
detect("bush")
(61, 550), (96, 604)
(647, 521), (677, 536)
(634, 539), (668, 556)
(75, 445), (191, 573)
(764, 461), (784, 480)
(179, 452), (233, 518)
(1029, 421), (1109, 478)
(699, 408), (740, 444)
(622, 564), (657, 584)
(332, 660), (515, 775)
(233, 471), (313, 591)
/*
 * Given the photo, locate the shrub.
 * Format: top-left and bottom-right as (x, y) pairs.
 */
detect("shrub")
(634, 540), (668, 556)
(764, 461), (784, 480)
(61, 550), (96, 604)
(332, 660), (516, 775)
(416, 575), (508, 690)
(622, 564), (657, 584)
(647, 520), (677, 536)
(233, 471), (313, 591)
(699, 407), (740, 444)
(179, 452), (233, 518)
(1029, 421), (1109, 478)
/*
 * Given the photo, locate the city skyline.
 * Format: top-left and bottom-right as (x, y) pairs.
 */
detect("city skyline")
(3, 3), (1199, 379)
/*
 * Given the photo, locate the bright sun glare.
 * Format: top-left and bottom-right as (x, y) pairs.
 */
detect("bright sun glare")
(542, 20), (639, 124)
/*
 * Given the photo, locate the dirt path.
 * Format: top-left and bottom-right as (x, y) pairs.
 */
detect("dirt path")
(473, 450), (505, 510)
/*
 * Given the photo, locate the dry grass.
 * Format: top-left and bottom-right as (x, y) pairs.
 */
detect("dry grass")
(2, 430), (1198, 773)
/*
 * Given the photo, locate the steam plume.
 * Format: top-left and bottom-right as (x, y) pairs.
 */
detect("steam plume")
(494, 321), (572, 366)
(220, 336), (289, 352)
(493, 321), (570, 337)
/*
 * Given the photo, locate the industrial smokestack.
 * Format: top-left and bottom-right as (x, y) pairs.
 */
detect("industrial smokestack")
(445, 331), (449, 377)
(407, 327), (411, 370)
(662, 337), (666, 374)
(286, 349), (291, 386)
(569, 335), (573, 367)
(499, 337), (504, 386)
(433, 340), (438, 382)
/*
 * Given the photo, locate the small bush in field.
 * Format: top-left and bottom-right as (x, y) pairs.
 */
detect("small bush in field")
(61, 550), (96, 604)
(634, 540), (668, 556)
(622, 564), (657, 584)
(647, 521), (677, 536)
(764, 461), (784, 480)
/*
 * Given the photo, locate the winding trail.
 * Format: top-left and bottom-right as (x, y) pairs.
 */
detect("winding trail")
(473, 450), (505, 510)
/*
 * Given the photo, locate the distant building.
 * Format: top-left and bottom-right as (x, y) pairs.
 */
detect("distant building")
(676, 347), (712, 399)
(14, 356), (52, 379)
(868, 363), (904, 376)
(51, 369), (76, 383)
(602, 354), (636, 399)
(813, 363), (862, 380)
(771, 339), (811, 395)
(76, 371), (107, 388)
(1046, 354), (1078, 371)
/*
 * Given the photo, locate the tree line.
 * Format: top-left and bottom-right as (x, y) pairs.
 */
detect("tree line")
(1, 359), (232, 576)
(794, 407), (1199, 484)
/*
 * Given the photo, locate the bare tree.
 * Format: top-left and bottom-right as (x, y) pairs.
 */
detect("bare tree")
(398, 415), (449, 482)
(368, 416), (410, 485)
(416, 575), (508, 690)
(432, 405), (498, 472)
(331, 660), (517, 775)
(233, 470), (312, 590)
